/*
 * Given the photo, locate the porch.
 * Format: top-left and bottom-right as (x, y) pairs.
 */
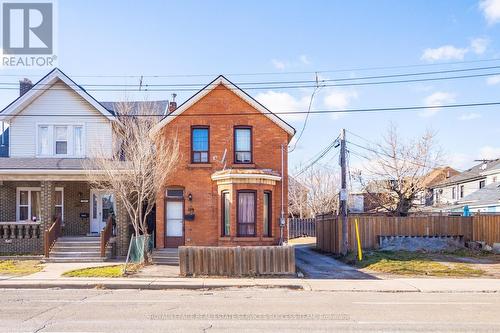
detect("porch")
(0, 180), (130, 257)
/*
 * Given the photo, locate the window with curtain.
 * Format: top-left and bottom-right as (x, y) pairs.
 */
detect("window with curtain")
(191, 127), (209, 163)
(237, 191), (256, 236)
(74, 126), (83, 156)
(263, 191), (272, 237)
(221, 191), (230, 236)
(17, 189), (41, 221)
(234, 127), (252, 163)
(55, 126), (68, 155)
(38, 126), (49, 155)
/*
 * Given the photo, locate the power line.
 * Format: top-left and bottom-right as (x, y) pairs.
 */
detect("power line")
(2, 69), (500, 92)
(288, 73), (322, 153)
(3, 64), (500, 88)
(2, 57), (500, 78)
(3, 100), (500, 117)
(293, 135), (340, 177)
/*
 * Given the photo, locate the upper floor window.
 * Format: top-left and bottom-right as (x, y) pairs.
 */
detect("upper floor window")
(451, 187), (456, 200)
(191, 126), (209, 163)
(460, 185), (464, 198)
(479, 180), (485, 189)
(37, 125), (84, 157)
(234, 126), (252, 164)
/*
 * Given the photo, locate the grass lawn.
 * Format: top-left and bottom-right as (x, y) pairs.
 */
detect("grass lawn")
(62, 264), (141, 278)
(340, 251), (485, 277)
(0, 260), (43, 276)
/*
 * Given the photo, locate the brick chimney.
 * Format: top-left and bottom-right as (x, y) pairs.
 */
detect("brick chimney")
(168, 93), (177, 113)
(19, 78), (33, 96)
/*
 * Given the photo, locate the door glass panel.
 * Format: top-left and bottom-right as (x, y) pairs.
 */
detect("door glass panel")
(92, 194), (97, 219)
(19, 207), (28, 221)
(101, 194), (114, 222)
(19, 191), (28, 205)
(166, 201), (183, 237)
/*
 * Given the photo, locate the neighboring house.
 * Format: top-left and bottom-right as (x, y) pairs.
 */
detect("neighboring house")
(431, 159), (500, 208)
(150, 76), (295, 248)
(0, 68), (166, 258)
(414, 166), (459, 207)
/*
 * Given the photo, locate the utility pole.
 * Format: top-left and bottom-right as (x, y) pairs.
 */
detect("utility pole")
(339, 128), (348, 255)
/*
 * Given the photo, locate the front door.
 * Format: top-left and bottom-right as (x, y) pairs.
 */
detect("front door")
(165, 200), (184, 247)
(91, 191), (115, 234)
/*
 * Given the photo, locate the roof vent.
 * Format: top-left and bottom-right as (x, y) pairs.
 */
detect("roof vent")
(481, 163), (487, 170)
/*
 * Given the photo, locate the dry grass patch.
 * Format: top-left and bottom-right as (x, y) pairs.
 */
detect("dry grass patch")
(0, 260), (43, 276)
(341, 251), (484, 277)
(62, 264), (142, 278)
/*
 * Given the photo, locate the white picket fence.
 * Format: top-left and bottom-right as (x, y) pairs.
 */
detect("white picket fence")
(287, 218), (316, 239)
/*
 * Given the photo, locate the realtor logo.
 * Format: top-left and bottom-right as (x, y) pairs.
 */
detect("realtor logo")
(2, 2), (53, 54)
(1, 1), (56, 67)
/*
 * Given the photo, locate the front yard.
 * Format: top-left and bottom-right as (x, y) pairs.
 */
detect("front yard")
(0, 260), (43, 276)
(338, 250), (500, 278)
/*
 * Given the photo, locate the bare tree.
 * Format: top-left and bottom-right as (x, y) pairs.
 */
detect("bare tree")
(355, 124), (441, 216)
(85, 101), (179, 240)
(290, 165), (339, 217)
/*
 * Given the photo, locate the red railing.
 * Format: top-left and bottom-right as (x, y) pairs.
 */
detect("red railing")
(44, 215), (62, 257)
(100, 215), (114, 257)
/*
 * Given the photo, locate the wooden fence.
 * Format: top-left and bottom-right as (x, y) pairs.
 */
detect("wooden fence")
(179, 246), (295, 276)
(288, 218), (316, 239)
(316, 214), (500, 254)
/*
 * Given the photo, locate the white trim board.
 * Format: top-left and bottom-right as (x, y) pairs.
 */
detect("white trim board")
(0, 68), (115, 122)
(150, 75), (296, 138)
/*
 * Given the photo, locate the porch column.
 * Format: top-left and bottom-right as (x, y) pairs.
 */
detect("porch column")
(115, 199), (130, 256)
(40, 180), (55, 231)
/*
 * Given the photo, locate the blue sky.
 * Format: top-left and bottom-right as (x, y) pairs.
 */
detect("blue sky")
(1, 0), (500, 171)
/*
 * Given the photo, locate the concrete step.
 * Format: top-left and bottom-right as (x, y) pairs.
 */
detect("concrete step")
(44, 257), (109, 263)
(152, 249), (179, 265)
(49, 251), (110, 258)
(52, 245), (101, 251)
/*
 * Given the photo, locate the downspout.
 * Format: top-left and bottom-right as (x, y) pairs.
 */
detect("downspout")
(279, 144), (285, 245)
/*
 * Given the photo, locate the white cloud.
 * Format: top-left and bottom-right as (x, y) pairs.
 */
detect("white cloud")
(322, 89), (358, 119)
(299, 55), (310, 65)
(420, 38), (489, 62)
(271, 59), (286, 70)
(479, 146), (500, 159)
(480, 0), (500, 25)
(421, 45), (468, 62)
(458, 112), (481, 120)
(470, 37), (489, 54)
(420, 91), (456, 117)
(255, 90), (310, 122)
(271, 55), (312, 70)
(486, 75), (500, 85)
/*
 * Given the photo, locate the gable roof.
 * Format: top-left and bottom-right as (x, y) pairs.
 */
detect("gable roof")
(149, 75), (296, 137)
(434, 159), (500, 187)
(0, 68), (115, 121)
(101, 100), (169, 116)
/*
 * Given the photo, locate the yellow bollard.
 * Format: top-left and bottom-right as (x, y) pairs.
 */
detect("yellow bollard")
(355, 218), (363, 261)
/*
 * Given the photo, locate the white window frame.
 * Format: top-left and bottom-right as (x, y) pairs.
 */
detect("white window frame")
(36, 123), (86, 158)
(16, 187), (64, 222)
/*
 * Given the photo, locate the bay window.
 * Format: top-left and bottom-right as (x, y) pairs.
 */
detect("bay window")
(221, 191), (230, 236)
(237, 190), (256, 236)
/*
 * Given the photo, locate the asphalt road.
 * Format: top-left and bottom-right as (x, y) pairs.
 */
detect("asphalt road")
(1, 288), (499, 332)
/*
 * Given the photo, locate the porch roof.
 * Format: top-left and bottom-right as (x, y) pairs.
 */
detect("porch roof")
(0, 158), (87, 170)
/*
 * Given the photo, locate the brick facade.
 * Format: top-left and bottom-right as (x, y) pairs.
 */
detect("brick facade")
(0, 180), (129, 255)
(155, 83), (292, 248)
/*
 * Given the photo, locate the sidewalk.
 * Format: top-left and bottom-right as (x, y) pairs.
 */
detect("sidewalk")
(1, 274), (499, 293)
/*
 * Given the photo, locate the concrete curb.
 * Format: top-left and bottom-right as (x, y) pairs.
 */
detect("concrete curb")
(0, 277), (499, 292)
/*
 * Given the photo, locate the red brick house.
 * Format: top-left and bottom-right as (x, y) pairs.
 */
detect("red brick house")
(150, 76), (295, 248)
